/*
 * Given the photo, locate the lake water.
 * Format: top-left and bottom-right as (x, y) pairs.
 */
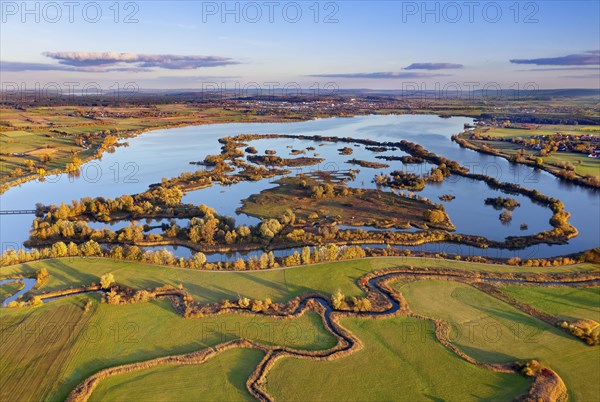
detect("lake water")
(1, 114), (598, 260)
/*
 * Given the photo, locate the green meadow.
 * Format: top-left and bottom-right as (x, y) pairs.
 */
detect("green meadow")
(397, 280), (600, 401)
(88, 347), (264, 402)
(0, 257), (598, 401)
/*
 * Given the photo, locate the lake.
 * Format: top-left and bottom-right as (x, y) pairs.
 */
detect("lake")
(1, 114), (598, 260)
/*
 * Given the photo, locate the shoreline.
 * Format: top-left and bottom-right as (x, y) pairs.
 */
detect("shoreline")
(452, 131), (600, 190)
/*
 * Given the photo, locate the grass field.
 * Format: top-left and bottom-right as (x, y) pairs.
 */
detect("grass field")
(501, 286), (600, 323)
(0, 296), (93, 401)
(1, 257), (598, 400)
(396, 280), (600, 401)
(0, 280), (23, 300)
(88, 347), (263, 402)
(0, 295), (336, 401)
(267, 316), (530, 401)
(2, 257), (598, 305)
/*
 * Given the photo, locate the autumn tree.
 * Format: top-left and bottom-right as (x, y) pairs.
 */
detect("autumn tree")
(192, 252), (207, 268)
(332, 289), (345, 309)
(51, 241), (68, 257)
(259, 253), (270, 269)
(424, 210), (446, 224)
(284, 251), (301, 266)
(36, 268), (49, 288)
(238, 296), (250, 308)
(301, 246), (312, 265)
(237, 226), (251, 238)
(259, 219), (282, 239)
(100, 273), (115, 289)
(233, 258), (246, 270)
(30, 296), (44, 308)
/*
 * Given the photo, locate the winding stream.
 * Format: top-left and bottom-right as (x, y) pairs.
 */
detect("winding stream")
(61, 267), (598, 402)
(0, 278), (37, 306)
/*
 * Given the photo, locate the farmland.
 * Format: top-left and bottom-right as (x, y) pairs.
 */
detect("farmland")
(88, 348), (264, 402)
(1, 105), (599, 402)
(267, 316), (530, 401)
(0, 256), (598, 401)
(397, 280), (600, 401)
(0, 295), (336, 401)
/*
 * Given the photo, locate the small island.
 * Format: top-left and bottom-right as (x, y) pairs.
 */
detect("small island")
(484, 196), (521, 210)
(239, 176), (455, 231)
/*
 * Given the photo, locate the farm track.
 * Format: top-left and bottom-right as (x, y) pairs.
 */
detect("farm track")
(58, 266), (599, 402)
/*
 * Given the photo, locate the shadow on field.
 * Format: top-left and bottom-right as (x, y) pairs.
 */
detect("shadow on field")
(457, 344), (518, 364)
(25, 260), (97, 291)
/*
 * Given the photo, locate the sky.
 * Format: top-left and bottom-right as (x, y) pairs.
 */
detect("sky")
(1, 1), (599, 92)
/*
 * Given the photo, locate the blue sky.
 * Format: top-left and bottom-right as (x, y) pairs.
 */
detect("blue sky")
(1, 1), (599, 90)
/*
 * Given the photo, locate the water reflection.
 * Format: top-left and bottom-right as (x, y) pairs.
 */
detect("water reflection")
(1, 114), (598, 259)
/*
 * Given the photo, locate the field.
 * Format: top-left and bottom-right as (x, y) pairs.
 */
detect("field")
(0, 295), (335, 401)
(460, 125), (600, 179)
(397, 280), (600, 401)
(501, 286), (600, 322)
(2, 257), (598, 304)
(0, 298), (93, 401)
(3, 6), (600, 401)
(88, 348), (263, 401)
(0, 257), (598, 401)
(267, 317), (530, 401)
(0, 280), (23, 300)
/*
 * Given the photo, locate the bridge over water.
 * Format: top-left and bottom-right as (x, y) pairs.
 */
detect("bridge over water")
(0, 210), (37, 215)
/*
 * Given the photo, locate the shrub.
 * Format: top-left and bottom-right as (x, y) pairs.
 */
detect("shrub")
(29, 296), (44, 308)
(424, 210), (446, 224)
(259, 219), (282, 239)
(100, 273), (115, 289)
(332, 289), (345, 309)
(238, 296), (250, 309)
(35, 268), (49, 288)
